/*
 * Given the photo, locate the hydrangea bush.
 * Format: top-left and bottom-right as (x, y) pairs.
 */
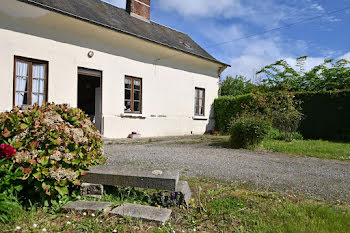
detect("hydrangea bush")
(0, 103), (105, 201)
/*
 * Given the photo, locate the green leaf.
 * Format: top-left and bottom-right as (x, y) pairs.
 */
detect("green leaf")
(33, 172), (41, 179)
(72, 159), (80, 165)
(13, 141), (23, 150)
(14, 185), (23, 192)
(20, 123), (29, 130)
(58, 180), (68, 186)
(41, 157), (49, 166)
(55, 186), (69, 196)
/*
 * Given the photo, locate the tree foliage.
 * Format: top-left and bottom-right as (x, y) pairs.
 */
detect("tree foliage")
(257, 57), (350, 92)
(220, 75), (259, 96)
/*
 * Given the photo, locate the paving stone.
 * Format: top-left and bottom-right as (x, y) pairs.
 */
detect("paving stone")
(63, 201), (112, 212)
(110, 203), (172, 224)
(81, 183), (104, 198)
(175, 181), (192, 206)
(82, 165), (179, 191)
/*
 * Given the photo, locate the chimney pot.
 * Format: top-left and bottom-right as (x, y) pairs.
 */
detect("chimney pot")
(126, 0), (151, 22)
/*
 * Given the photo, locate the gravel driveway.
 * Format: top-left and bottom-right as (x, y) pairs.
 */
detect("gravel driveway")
(104, 138), (350, 202)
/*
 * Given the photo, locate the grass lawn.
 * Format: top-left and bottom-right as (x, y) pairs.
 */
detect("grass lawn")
(184, 135), (350, 161)
(261, 139), (350, 160)
(1, 179), (350, 233)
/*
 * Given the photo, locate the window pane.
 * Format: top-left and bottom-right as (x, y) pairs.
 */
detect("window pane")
(39, 79), (45, 93)
(39, 94), (44, 105)
(15, 92), (27, 106)
(32, 79), (39, 93)
(125, 89), (131, 100)
(16, 61), (28, 77)
(125, 101), (131, 112)
(195, 90), (198, 98)
(134, 80), (141, 90)
(125, 78), (132, 89)
(32, 64), (45, 79)
(200, 106), (204, 115)
(199, 90), (204, 98)
(16, 76), (28, 92)
(134, 101), (140, 112)
(134, 90), (140, 101)
(32, 93), (38, 104)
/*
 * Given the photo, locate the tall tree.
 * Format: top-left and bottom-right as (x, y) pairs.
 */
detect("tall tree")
(257, 57), (350, 92)
(220, 75), (258, 96)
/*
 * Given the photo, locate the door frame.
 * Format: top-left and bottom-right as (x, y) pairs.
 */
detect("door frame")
(77, 67), (103, 134)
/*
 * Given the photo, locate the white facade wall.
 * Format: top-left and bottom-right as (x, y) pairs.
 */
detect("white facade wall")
(0, 0), (224, 138)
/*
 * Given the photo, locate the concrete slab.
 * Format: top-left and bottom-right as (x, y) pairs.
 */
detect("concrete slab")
(110, 203), (172, 224)
(82, 165), (179, 191)
(176, 181), (192, 206)
(63, 201), (111, 212)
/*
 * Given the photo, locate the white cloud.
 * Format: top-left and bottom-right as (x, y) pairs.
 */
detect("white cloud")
(224, 37), (285, 79)
(285, 57), (325, 72)
(156, 0), (337, 26)
(341, 52), (350, 60)
(310, 3), (324, 12)
(156, 0), (249, 19)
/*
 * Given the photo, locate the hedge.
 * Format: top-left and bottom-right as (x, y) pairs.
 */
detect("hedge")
(214, 90), (350, 140)
(295, 90), (350, 140)
(214, 94), (256, 133)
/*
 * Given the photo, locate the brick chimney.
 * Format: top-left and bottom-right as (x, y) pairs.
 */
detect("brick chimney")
(126, 0), (151, 22)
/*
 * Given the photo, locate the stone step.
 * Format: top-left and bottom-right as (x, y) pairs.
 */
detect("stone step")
(176, 181), (192, 206)
(82, 165), (179, 191)
(63, 201), (112, 212)
(110, 203), (172, 224)
(63, 201), (172, 224)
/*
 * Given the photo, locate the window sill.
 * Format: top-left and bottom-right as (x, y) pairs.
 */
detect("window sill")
(120, 113), (147, 119)
(192, 116), (208, 121)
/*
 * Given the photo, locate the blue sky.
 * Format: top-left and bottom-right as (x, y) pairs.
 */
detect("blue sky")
(104, 0), (350, 80)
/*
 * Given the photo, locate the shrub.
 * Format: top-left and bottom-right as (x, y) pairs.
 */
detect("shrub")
(265, 92), (303, 142)
(229, 114), (271, 149)
(0, 158), (24, 197)
(215, 92), (304, 142)
(0, 103), (105, 203)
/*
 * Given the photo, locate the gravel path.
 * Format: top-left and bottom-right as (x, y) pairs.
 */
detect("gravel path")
(104, 141), (350, 202)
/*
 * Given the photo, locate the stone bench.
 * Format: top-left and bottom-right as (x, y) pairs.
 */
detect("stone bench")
(80, 165), (192, 206)
(82, 165), (179, 191)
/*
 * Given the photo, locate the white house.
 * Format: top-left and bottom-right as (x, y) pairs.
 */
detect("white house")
(0, 0), (229, 138)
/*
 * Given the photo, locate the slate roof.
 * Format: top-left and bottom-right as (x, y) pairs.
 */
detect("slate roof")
(18, 0), (229, 66)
